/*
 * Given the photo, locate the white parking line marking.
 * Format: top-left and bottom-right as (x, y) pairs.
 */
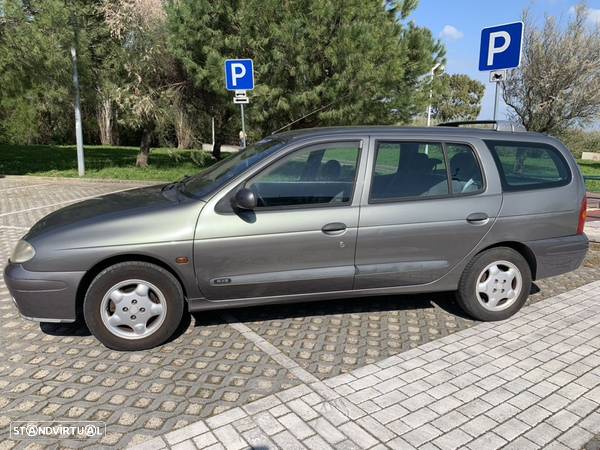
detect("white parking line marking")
(0, 186), (140, 218)
(0, 182), (56, 193)
(222, 313), (340, 401)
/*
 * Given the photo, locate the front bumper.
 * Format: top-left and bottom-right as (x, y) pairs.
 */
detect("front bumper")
(526, 234), (589, 280)
(3, 262), (85, 323)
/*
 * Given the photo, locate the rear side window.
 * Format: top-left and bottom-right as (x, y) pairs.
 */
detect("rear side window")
(447, 144), (484, 194)
(484, 140), (571, 191)
(369, 141), (484, 202)
(370, 142), (449, 201)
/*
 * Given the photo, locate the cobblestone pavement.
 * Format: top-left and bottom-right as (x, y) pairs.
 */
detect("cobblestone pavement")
(0, 176), (599, 448)
(134, 280), (600, 450)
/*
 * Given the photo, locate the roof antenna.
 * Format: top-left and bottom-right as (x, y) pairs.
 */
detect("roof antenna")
(270, 94), (350, 135)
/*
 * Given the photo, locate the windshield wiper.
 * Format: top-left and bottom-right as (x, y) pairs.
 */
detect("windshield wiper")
(162, 174), (191, 193)
(175, 175), (193, 194)
(161, 182), (176, 192)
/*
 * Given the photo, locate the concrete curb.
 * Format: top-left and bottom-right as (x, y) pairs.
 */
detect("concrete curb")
(0, 174), (161, 186)
(585, 222), (600, 243)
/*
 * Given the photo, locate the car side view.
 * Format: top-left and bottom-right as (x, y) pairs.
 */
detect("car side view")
(4, 121), (589, 350)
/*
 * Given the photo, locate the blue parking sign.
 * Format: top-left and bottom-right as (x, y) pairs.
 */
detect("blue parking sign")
(224, 59), (254, 91)
(479, 22), (523, 71)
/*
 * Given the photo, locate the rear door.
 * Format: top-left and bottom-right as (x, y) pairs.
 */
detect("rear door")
(194, 137), (368, 300)
(355, 135), (502, 289)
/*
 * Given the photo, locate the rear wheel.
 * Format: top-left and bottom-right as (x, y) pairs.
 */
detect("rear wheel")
(456, 247), (532, 321)
(84, 262), (184, 351)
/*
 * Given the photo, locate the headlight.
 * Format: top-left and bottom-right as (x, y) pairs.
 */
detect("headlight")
(10, 239), (36, 263)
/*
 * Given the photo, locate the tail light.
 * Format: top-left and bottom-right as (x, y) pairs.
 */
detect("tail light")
(577, 197), (587, 235)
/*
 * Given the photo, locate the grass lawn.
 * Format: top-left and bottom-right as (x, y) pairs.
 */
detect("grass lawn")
(579, 160), (600, 193)
(0, 143), (599, 192)
(0, 143), (215, 182)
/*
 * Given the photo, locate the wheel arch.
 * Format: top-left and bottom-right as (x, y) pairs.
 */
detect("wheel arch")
(477, 241), (538, 280)
(75, 254), (188, 319)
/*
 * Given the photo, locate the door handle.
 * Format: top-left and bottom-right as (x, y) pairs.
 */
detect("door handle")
(466, 212), (489, 224)
(322, 222), (347, 234)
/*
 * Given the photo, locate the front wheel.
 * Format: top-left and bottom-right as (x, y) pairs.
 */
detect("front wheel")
(456, 247), (532, 321)
(83, 262), (184, 351)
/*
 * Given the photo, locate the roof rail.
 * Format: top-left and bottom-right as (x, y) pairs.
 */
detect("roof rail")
(437, 120), (526, 132)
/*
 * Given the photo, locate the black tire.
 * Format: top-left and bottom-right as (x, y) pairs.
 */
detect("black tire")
(456, 247), (532, 321)
(83, 261), (184, 351)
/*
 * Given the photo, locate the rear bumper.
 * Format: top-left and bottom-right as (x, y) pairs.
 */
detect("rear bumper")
(3, 262), (84, 322)
(526, 234), (589, 280)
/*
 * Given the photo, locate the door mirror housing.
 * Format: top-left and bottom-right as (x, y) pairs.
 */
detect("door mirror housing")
(232, 188), (257, 210)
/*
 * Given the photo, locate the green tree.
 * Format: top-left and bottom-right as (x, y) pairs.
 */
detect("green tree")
(0, 0), (74, 144)
(102, 0), (184, 166)
(0, 0), (118, 146)
(431, 73), (485, 122)
(167, 0), (445, 157)
(503, 4), (600, 133)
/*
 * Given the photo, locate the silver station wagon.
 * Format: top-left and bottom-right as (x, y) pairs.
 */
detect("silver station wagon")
(5, 121), (589, 350)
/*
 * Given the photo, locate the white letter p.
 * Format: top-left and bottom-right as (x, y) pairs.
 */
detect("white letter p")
(487, 31), (511, 66)
(231, 63), (246, 87)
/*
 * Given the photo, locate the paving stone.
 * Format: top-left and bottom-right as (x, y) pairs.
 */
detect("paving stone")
(212, 424), (247, 450)
(524, 422), (562, 446)
(278, 412), (314, 440)
(309, 417), (346, 445)
(466, 432), (507, 450)
(431, 410), (470, 433)
(502, 436), (542, 450)
(546, 410), (581, 432)
(494, 418), (531, 441)
(461, 415), (497, 438)
(518, 405), (553, 426)
(339, 421), (379, 448)
(271, 430), (305, 450)
(372, 404), (409, 425)
(557, 426), (593, 449)
(432, 428), (472, 450)
(192, 432), (218, 449)
(401, 423), (442, 447)
(304, 434), (333, 450)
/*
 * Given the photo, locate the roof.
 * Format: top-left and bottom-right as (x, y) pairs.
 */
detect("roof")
(272, 124), (547, 143)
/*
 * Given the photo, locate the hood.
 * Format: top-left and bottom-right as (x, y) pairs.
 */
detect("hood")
(28, 185), (171, 236)
(25, 185), (205, 250)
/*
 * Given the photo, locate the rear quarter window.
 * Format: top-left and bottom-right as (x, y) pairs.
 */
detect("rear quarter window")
(484, 140), (572, 191)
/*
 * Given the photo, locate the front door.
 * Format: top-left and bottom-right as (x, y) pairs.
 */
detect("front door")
(355, 137), (502, 289)
(194, 139), (366, 300)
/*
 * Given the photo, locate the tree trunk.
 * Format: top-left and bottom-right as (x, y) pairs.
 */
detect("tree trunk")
(97, 97), (114, 145)
(137, 127), (153, 167)
(175, 107), (194, 149)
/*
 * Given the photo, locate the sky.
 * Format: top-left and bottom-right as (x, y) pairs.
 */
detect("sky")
(409, 0), (600, 122)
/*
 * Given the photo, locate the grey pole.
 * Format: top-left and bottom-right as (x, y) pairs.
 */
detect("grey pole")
(70, 28), (85, 177)
(211, 116), (215, 149)
(240, 103), (246, 148)
(493, 82), (500, 121)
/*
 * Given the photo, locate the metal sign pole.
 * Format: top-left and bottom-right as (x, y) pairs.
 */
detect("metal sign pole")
(71, 25), (85, 177)
(240, 103), (246, 148)
(493, 82), (500, 121)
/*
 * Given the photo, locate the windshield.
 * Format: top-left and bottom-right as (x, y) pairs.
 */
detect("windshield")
(181, 138), (286, 198)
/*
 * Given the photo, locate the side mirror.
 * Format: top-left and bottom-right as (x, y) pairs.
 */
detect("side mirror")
(232, 188), (257, 210)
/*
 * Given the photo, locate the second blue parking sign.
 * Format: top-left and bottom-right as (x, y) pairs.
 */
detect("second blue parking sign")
(479, 22), (523, 71)
(224, 59), (254, 91)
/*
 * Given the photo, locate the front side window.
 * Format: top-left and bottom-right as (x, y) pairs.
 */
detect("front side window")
(370, 141), (449, 201)
(485, 140), (571, 191)
(182, 137), (286, 198)
(246, 141), (361, 208)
